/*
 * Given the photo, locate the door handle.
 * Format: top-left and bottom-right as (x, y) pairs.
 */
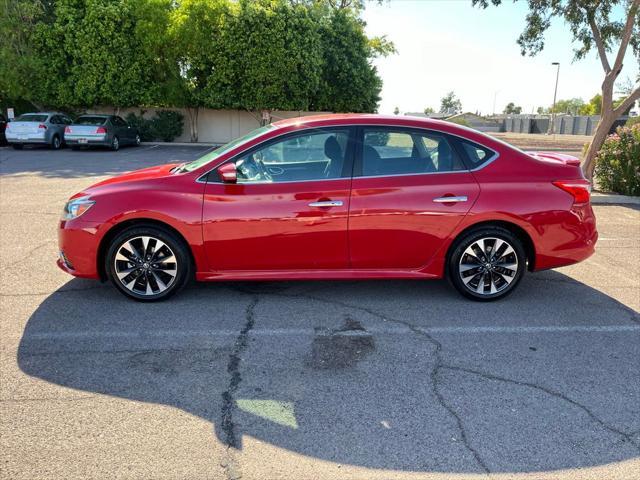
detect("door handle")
(433, 196), (468, 203)
(308, 200), (343, 208)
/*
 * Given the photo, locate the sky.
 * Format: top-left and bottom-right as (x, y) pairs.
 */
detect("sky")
(362, 0), (640, 115)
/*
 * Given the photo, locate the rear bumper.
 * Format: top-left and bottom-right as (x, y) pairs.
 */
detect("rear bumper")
(6, 133), (47, 144)
(533, 204), (598, 271)
(57, 219), (103, 279)
(65, 134), (108, 146)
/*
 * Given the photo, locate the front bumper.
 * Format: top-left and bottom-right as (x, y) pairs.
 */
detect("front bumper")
(57, 219), (103, 279)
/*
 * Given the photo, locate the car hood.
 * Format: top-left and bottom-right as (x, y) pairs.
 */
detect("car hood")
(87, 163), (180, 191)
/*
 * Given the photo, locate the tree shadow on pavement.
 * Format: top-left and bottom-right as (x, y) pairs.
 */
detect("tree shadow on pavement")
(17, 271), (640, 474)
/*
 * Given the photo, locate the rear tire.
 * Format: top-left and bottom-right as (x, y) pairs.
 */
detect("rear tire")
(106, 225), (192, 302)
(448, 226), (526, 301)
(51, 135), (61, 150)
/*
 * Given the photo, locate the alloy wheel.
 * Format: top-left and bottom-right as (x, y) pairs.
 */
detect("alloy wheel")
(113, 236), (178, 296)
(458, 237), (518, 295)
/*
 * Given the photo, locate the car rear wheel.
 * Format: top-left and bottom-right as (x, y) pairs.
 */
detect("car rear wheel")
(106, 226), (192, 301)
(448, 227), (526, 301)
(110, 135), (119, 151)
(51, 135), (61, 150)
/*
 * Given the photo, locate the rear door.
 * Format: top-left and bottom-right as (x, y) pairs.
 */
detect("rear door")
(348, 127), (481, 269)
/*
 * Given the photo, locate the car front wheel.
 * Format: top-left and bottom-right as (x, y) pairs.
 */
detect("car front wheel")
(110, 135), (119, 151)
(106, 226), (191, 301)
(448, 227), (526, 301)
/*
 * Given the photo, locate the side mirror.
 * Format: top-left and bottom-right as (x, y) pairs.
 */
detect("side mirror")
(217, 162), (237, 184)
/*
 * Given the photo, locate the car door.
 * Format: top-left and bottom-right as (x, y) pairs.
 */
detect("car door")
(348, 127), (481, 269)
(202, 127), (355, 272)
(114, 116), (132, 143)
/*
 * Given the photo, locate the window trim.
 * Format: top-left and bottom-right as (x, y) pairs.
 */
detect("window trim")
(196, 123), (499, 183)
(204, 126), (358, 185)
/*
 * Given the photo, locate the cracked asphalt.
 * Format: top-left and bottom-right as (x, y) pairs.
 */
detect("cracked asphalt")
(1, 145), (639, 480)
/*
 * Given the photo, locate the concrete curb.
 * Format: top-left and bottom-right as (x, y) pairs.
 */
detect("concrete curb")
(591, 193), (640, 205)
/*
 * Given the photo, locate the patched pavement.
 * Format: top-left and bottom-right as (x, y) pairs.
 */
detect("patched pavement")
(1, 145), (639, 479)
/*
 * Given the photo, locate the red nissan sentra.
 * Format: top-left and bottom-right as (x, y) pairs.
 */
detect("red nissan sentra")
(57, 114), (597, 302)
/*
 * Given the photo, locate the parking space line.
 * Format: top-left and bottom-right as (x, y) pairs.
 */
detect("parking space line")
(16, 324), (640, 341)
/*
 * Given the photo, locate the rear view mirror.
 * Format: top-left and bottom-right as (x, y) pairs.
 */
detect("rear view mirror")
(218, 162), (237, 184)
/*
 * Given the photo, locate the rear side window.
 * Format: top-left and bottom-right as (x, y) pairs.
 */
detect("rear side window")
(75, 116), (107, 126)
(361, 128), (465, 176)
(459, 140), (495, 168)
(15, 114), (48, 122)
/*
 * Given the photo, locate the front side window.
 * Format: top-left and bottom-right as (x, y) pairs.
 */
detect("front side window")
(233, 129), (351, 183)
(361, 128), (465, 176)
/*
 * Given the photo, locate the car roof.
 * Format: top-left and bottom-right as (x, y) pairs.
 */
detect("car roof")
(76, 114), (111, 118)
(273, 113), (457, 130)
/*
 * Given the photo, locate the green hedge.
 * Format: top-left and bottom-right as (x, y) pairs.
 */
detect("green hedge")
(595, 124), (640, 196)
(124, 110), (184, 142)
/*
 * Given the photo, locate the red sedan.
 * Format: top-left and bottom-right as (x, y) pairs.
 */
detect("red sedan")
(57, 114), (597, 301)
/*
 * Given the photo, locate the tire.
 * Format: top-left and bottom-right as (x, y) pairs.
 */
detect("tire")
(106, 225), (192, 302)
(51, 135), (61, 150)
(134, 134), (141, 146)
(448, 226), (526, 301)
(110, 135), (120, 151)
(12, 144), (23, 150)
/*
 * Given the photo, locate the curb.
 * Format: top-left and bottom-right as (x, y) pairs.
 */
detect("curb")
(140, 141), (221, 147)
(591, 193), (640, 205)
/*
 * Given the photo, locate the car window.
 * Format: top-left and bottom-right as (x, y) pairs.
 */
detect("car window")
(361, 128), (465, 176)
(50, 115), (60, 124)
(75, 116), (107, 126)
(15, 114), (48, 122)
(460, 140), (495, 167)
(115, 116), (126, 126)
(232, 129), (351, 183)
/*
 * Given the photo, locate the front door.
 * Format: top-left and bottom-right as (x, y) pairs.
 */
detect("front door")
(202, 127), (355, 271)
(348, 127), (481, 269)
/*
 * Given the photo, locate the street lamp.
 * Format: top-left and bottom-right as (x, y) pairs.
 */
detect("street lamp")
(548, 62), (560, 135)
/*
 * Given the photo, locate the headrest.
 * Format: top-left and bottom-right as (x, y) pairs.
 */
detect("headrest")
(324, 136), (342, 160)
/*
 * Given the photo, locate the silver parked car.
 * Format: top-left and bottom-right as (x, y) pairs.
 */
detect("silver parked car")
(5, 112), (73, 150)
(64, 114), (140, 151)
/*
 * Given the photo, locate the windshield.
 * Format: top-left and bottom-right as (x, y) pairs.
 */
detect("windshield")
(15, 114), (48, 122)
(75, 116), (108, 126)
(180, 125), (275, 172)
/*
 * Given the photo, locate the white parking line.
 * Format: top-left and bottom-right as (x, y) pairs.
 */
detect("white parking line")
(19, 324), (640, 341)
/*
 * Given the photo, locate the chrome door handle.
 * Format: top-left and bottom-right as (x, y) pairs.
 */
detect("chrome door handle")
(308, 200), (343, 207)
(433, 196), (468, 203)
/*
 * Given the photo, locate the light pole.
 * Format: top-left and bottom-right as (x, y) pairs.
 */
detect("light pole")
(548, 62), (560, 135)
(492, 90), (500, 116)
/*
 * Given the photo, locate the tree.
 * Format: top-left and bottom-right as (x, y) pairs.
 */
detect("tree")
(473, 0), (640, 181)
(440, 91), (462, 115)
(169, 0), (229, 142)
(503, 102), (523, 114)
(551, 97), (586, 115)
(580, 93), (603, 115)
(312, 8), (385, 112)
(424, 107), (435, 114)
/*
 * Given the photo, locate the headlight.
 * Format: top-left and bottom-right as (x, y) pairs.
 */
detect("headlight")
(62, 195), (95, 220)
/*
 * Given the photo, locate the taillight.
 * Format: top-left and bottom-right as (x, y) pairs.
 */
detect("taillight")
(38, 123), (47, 130)
(96, 126), (106, 134)
(552, 180), (591, 205)
(65, 126), (71, 134)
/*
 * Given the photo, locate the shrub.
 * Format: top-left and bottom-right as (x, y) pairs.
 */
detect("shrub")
(150, 110), (184, 142)
(625, 116), (640, 128)
(446, 117), (471, 127)
(594, 124), (640, 196)
(125, 111), (154, 141)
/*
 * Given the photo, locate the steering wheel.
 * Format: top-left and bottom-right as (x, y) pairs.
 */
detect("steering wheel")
(253, 153), (273, 182)
(237, 153), (272, 182)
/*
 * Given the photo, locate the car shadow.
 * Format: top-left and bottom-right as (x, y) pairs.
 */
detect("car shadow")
(0, 145), (212, 179)
(17, 271), (640, 474)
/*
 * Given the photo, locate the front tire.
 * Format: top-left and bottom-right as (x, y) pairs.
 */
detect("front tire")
(448, 227), (526, 301)
(106, 226), (192, 301)
(110, 135), (120, 151)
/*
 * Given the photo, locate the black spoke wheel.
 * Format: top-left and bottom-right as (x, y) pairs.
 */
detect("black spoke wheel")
(106, 226), (192, 301)
(448, 227), (526, 301)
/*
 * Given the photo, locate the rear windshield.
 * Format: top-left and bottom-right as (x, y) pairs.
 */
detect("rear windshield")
(75, 116), (107, 126)
(15, 114), (48, 122)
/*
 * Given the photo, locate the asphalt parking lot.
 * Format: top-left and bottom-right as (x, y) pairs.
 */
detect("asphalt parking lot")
(1, 144), (639, 480)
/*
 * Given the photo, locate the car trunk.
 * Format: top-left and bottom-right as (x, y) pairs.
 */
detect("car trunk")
(67, 125), (105, 136)
(9, 121), (45, 136)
